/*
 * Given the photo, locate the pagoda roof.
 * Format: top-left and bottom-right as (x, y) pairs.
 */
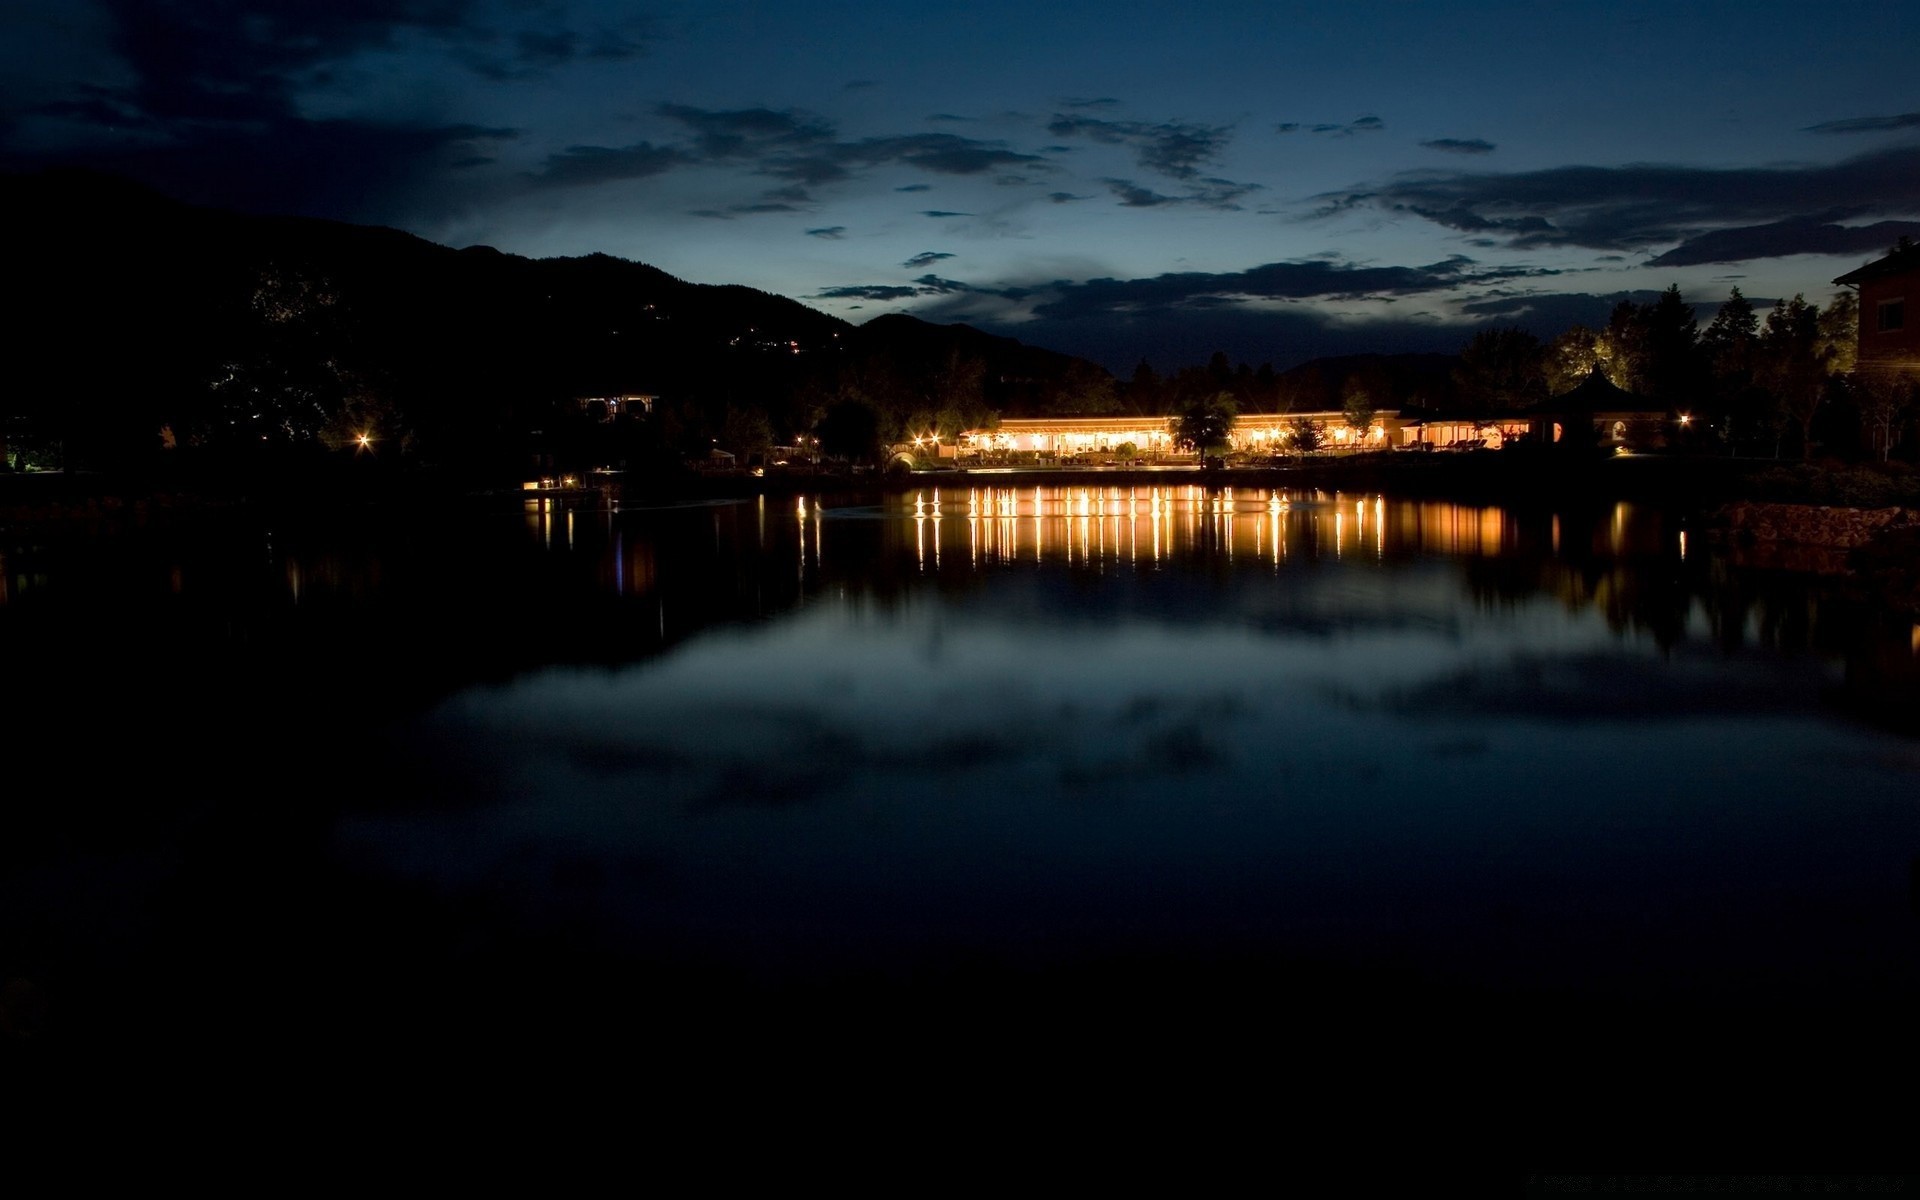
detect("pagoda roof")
(1535, 367), (1662, 414)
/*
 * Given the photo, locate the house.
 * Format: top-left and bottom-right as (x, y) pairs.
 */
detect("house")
(1834, 239), (1920, 384)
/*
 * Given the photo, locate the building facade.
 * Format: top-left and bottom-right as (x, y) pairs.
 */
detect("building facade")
(1834, 241), (1920, 383)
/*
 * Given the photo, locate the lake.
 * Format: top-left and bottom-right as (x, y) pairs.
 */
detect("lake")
(4, 483), (1916, 1147)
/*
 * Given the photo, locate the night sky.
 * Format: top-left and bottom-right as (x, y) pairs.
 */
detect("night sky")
(5, 0), (1919, 369)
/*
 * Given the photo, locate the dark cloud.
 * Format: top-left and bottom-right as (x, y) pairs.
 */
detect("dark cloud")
(1102, 176), (1259, 211)
(1454, 289), (1667, 328)
(1278, 116), (1384, 137)
(512, 30), (578, 70)
(806, 226), (847, 239)
(1647, 215), (1920, 266)
(1023, 255), (1557, 322)
(909, 275), (975, 294)
(1105, 179), (1181, 207)
(1346, 144), (1920, 254)
(657, 104), (834, 158)
(1421, 138), (1496, 155)
(1803, 112), (1920, 135)
(927, 114), (973, 123)
(464, 17), (653, 78)
(691, 201), (804, 219)
(1061, 98), (1121, 110)
(814, 284), (926, 301)
(81, 0), (486, 124)
(1047, 191), (1093, 203)
(921, 209), (970, 217)
(9, 1), (660, 220)
(930, 295), (1473, 375)
(11, 114), (518, 223)
(531, 107), (1044, 197)
(903, 251), (954, 267)
(1045, 114), (1230, 180)
(895, 183), (932, 192)
(534, 141), (689, 187)
(844, 79), (878, 90)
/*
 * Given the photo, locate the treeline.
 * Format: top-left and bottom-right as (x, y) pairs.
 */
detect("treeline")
(1450, 284), (1901, 460)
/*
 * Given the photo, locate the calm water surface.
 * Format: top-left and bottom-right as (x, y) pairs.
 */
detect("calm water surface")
(5, 483), (1918, 1087)
(339, 485), (1920, 1004)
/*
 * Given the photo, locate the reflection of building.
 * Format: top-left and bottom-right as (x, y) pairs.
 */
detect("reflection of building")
(1834, 240), (1920, 383)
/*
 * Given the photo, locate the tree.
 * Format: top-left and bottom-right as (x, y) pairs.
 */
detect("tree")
(1342, 378), (1377, 444)
(1287, 416), (1323, 453)
(1640, 284), (1703, 406)
(1817, 289), (1858, 377)
(1856, 370), (1916, 462)
(720, 403), (773, 462)
(1545, 325), (1603, 395)
(816, 399), (881, 465)
(1454, 327), (1547, 410)
(1701, 289), (1760, 450)
(1598, 300), (1649, 392)
(1054, 359), (1117, 414)
(1173, 392), (1236, 464)
(1128, 360), (1164, 414)
(1758, 295), (1825, 459)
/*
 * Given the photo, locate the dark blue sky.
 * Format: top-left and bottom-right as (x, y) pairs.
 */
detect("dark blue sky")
(5, 0), (1918, 369)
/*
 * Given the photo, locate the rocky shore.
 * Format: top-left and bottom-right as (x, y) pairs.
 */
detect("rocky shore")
(1711, 500), (1920, 613)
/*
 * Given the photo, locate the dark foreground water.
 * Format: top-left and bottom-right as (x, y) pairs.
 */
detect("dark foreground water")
(4, 484), (1916, 1157)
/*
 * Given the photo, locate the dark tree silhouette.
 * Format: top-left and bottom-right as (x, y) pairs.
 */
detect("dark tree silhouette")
(1454, 327), (1547, 410)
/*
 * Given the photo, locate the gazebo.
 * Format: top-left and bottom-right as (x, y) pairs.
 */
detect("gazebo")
(1531, 368), (1671, 449)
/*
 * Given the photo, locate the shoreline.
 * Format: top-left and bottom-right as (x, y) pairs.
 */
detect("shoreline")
(5, 450), (1915, 525)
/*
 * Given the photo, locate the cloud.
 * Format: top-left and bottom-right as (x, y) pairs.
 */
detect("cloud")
(1060, 97), (1121, 110)
(1278, 116), (1385, 137)
(1045, 114), (1231, 180)
(1454, 289), (1667, 328)
(814, 284), (927, 301)
(926, 114), (973, 123)
(1646, 215), (1920, 266)
(806, 226), (847, 239)
(1803, 112), (1920, 135)
(921, 209), (970, 217)
(1421, 138), (1496, 155)
(523, 105), (1047, 201)
(844, 79), (878, 90)
(657, 103), (835, 158)
(1022, 255), (1557, 322)
(895, 183), (932, 192)
(1047, 191), (1093, 203)
(81, 0), (488, 124)
(1343, 144), (1920, 254)
(1105, 179), (1181, 207)
(903, 251), (955, 267)
(1102, 176), (1259, 211)
(11, 114), (519, 223)
(533, 140), (688, 187)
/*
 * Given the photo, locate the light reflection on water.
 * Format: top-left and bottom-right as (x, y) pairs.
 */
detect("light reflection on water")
(347, 486), (1920, 1000)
